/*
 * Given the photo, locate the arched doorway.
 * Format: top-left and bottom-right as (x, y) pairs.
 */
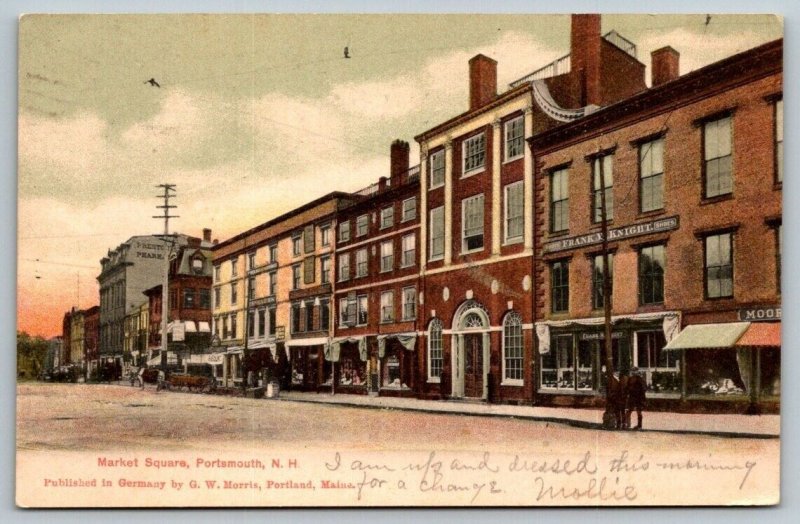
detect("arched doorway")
(451, 301), (491, 400)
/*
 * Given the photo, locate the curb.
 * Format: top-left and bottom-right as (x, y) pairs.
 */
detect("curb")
(278, 395), (780, 440)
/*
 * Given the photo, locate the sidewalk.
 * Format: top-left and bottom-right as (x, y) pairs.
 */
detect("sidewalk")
(278, 391), (780, 438)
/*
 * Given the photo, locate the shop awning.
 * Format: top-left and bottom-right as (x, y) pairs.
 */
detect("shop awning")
(285, 337), (330, 347)
(735, 322), (781, 347)
(663, 322), (750, 351)
(377, 333), (417, 358)
(198, 321), (211, 333)
(326, 336), (368, 362)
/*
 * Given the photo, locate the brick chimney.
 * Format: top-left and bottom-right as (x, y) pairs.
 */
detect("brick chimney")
(390, 139), (410, 185)
(203, 228), (212, 243)
(651, 46), (680, 87)
(570, 14), (602, 106)
(468, 54), (497, 111)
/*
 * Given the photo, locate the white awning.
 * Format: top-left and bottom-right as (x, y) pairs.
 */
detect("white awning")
(664, 322), (750, 351)
(184, 321), (197, 333)
(377, 332), (417, 358)
(285, 337), (330, 347)
(326, 336), (368, 362)
(198, 321), (211, 333)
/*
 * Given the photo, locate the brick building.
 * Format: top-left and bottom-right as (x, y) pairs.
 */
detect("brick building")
(330, 140), (421, 396)
(530, 39), (782, 412)
(211, 193), (358, 389)
(83, 305), (99, 376)
(411, 14), (645, 403)
(143, 230), (214, 371)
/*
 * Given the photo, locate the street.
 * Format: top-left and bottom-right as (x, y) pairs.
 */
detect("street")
(16, 383), (780, 506)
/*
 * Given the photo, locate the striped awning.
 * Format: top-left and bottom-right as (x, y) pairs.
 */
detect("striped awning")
(735, 322), (781, 347)
(663, 322), (750, 351)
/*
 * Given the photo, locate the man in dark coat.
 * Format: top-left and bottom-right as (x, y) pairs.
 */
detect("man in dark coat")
(626, 368), (647, 430)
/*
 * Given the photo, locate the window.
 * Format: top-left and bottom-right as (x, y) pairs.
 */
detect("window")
(248, 310), (255, 338)
(505, 116), (524, 161)
(339, 298), (349, 326)
(640, 138), (664, 212)
(199, 288), (210, 309)
(356, 215), (369, 237)
(551, 260), (569, 313)
(292, 235), (302, 257)
(268, 308), (276, 335)
(214, 264), (221, 281)
(635, 330), (679, 393)
(182, 288), (194, 309)
(550, 168), (569, 233)
(503, 312), (523, 383)
(258, 309), (266, 338)
(320, 300), (330, 331)
(292, 264), (301, 290)
(357, 295), (368, 325)
(291, 304), (301, 333)
(303, 256), (315, 284)
(705, 232), (733, 299)
(540, 335), (578, 390)
(703, 116), (733, 198)
(401, 234), (415, 267)
(462, 194), (485, 252)
(402, 197), (417, 222)
(230, 314), (237, 339)
(269, 244), (278, 263)
(504, 181), (524, 243)
(321, 225), (331, 246)
(231, 257), (238, 277)
(592, 155), (614, 222)
(230, 283), (238, 305)
(380, 241), (394, 272)
(380, 291), (394, 323)
(192, 256), (204, 273)
(639, 244), (665, 305)
(248, 252), (256, 270)
(247, 277), (256, 300)
(402, 287), (416, 320)
(429, 206), (445, 260)
(338, 253), (350, 281)
(776, 224), (782, 294)
(591, 254), (613, 310)
(428, 319), (443, 381)
(304, 225), (315, 253)
(429, 150), (444, 189)
(213, 287), (220, 309)
(321, 256), (331, 284)
(304, 302), (314, 332)
(463, 133), (486, 175)
(356, 248), (368, 277)
(222, 316), (228, 339)
(776, 99), (783, 183)
(338, 221), (350, 242)
(381, 206), (394, 229)
(269, 271), (277, 296)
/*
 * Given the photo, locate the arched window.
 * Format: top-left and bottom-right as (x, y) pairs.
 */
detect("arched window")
(503, 312), (524, 383)
(428, 319), (443, 381)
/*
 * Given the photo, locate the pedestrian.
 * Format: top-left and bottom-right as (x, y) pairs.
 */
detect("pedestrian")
(626, 367), (646, 430)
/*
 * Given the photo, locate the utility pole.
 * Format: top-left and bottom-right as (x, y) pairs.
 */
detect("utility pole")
(154, 184), (179, 372)
(597, 153), (616, 427)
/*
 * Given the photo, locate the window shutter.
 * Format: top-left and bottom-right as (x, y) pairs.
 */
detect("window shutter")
(304, 255), (315, 284)
(304, 225), (315, 253)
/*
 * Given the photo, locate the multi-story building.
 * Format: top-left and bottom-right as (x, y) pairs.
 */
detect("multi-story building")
(83, 306), (100, 377)
(46, 336), (63, 371)
(61, 311), (72, 366)
(143, 231), (214, 371)
(68, 307), (85, 370)
(412, 14), (645, 403)
(530, 39), (782, 412)
(330, 140), (421, 396)
(212, 193), (358, 389)
(98, 234), (193, 369)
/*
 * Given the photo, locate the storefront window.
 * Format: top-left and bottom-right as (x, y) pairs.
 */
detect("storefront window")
(686, 348), (746, 396)
(760, 347), (780, 397)
(339, 350), (366, 386)
(634, 330), (679, 393)
(382, 354), (403, 388)
(541, 335), (575, 390)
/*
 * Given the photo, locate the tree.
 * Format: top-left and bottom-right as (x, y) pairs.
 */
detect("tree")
(17, 331), (48, 380)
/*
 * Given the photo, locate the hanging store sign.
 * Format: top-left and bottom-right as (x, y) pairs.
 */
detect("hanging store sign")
(544, 216), (679, 253)
(737, 306), (781, 322)
(275, 326), (286, 341)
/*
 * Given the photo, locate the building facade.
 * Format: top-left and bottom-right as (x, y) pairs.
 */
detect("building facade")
(211, 193), (358, 389)
(83, 306), (100, 377)
(530, 39), (782, 412)
(412, 14), (645, 403)
(330, 140), (422, 396)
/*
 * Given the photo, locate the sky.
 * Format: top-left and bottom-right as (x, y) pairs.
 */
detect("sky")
(17, 13), (783, 338)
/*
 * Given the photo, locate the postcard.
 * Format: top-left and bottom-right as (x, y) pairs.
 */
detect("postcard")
(16, 13), (782, 507)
